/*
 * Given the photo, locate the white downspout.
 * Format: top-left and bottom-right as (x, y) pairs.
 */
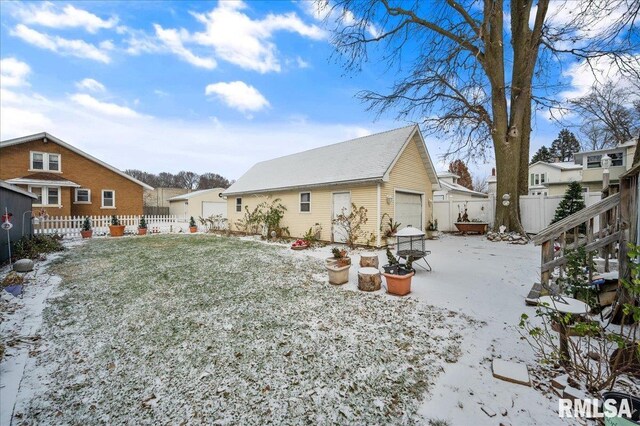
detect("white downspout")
(376, 183), (381, 247)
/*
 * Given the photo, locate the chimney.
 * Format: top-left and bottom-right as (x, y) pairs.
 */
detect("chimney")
(491, 167), (496, 176)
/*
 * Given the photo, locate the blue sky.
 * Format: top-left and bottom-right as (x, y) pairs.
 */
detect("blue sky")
(0, 1), (629, 181)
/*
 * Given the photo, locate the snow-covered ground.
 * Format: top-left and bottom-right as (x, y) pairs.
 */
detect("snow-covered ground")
(0, 233), (583, 424)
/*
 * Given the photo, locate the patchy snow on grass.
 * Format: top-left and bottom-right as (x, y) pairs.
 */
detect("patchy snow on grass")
(12, 235), (476, 424)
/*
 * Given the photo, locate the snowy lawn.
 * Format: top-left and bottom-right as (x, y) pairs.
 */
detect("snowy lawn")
(13, 235), (474, 424)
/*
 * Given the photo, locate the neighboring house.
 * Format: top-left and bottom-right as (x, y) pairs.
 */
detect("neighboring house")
(0, 133), (153, 216)
(0, 180), (38, 262)
(433, 172), (488, 201)
(527, 139), (638, 196)
(222, 125), (440, 246)
(528, 161), (582, 196)
(168, 188), (227, 221)
(573, 139), (637, 193)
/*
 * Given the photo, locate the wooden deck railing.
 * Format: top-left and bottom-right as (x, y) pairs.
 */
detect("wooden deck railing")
(532, 193), (621, 290)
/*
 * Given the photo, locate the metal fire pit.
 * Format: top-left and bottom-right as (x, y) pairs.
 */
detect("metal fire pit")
(395, 226), (432, 271)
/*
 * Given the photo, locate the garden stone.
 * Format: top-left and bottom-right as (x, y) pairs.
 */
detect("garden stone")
(492, 359), (531, 386)
(13, 259), (34, 273)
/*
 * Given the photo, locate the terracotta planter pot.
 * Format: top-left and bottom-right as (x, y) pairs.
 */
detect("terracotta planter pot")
(383, 271), (415, 296)
(80, 230), (93, 239)
(189, 226), (198, 233)
(108, 224), (125, 237)
(138, 228), (147, 235)
(454, 222), (488, 235)
(326, 263), (351, 285)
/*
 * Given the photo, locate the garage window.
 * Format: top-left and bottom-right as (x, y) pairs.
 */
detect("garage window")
(300, 192), (311, 212)
(236, 197), (242, 212)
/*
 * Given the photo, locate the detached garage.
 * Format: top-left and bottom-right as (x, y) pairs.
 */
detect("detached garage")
(168, 188), (227, 221)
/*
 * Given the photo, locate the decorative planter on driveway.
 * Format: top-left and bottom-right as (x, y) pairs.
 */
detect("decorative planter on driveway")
(454, 222), (488, 235)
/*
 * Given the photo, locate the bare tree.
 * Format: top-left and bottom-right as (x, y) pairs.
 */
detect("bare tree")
(473, 175), (488, 193)
(176, 171), (200, 190)
(323, 0), (639, 232)
(198, 173), (231, 189)
(570, 82), (640, 150)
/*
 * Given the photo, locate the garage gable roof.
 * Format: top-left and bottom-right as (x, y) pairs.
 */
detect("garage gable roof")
(0, 132), (154, 190)
(168, 188), (226, 201)
(224, 125), (439, 196)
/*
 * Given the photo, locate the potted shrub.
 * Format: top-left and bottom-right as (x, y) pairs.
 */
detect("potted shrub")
(382, 248), (415, 296)
(189, 216), (197, 233)
(108, 215), (125, 237)
(326, 247), (350, 266)
(426, 220), (439, 239)
(138, 215), (148, 235)
(80, 216), (93, 239)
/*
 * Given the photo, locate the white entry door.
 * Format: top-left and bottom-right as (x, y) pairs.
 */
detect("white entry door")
(332, 192), (351, 243)
(395, 191), (423, 230)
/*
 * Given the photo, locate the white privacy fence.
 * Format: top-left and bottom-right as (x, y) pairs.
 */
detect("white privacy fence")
(32, 215), (194, 237)
(432, 196), (496, 232)
(433, 193), (603, 234)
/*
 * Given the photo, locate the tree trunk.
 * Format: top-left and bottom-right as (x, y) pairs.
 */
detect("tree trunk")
(494, 132), (526, 234)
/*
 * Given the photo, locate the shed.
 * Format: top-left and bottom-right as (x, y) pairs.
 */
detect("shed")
(0, 180), (38, 262)
(168, 188), (227, 221)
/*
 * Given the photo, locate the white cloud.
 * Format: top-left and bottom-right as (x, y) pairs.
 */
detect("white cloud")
(296, 56), (310, 69)
(75, 78), (106, 93)
(0, 57), (31, 87)
(70, 93), (145, 118)
(153, 24), (216, 69)
(188, 1), (325, 73)
(559, 54), (640, 100)
(12, 2), (118, 33)
(205, 81), (270, 114)
(11, 24), (111, 63)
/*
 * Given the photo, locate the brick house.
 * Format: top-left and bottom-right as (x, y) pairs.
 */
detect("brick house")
(0, 132), (153, 216)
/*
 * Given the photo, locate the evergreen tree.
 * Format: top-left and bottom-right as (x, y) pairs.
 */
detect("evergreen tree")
(550, 129), (581, 162)
(530, 145), (554, 164)
(551, 181), (586, 224)
(448, 159), (473, 190)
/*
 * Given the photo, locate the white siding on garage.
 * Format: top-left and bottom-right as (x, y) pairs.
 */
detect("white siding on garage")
(395, 191), (423, 230)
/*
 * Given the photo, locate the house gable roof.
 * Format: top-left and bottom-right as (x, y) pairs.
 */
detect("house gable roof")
(0, 132), (154, 190)
(223, 125), (439, 196)
(168, 188), (226, 201)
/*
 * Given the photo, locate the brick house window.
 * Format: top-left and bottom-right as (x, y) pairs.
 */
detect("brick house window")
(102, 190), (115, 208)
(75, 188), (91, 203)
(28, 185), (60, 206)
(30, 152), (61, 172)
(236, 197), (242, 212)
(300, 192), (311, 212)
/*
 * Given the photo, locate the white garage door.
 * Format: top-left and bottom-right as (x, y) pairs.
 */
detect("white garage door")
(395, 192), (423, 230)
(202, 201), (227, 218)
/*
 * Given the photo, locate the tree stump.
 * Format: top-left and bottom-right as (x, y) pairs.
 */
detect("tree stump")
(359, 252), (379, 268)
(358, 267), (382, 292)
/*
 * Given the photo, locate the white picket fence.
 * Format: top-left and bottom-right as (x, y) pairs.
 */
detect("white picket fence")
(33, 215), (194, 237)
(433, 192), (603, 234)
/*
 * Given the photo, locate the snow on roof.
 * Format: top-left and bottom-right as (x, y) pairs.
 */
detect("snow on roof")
(0, 180), (38, 199)
(438, 179), (488, 198)
(224, 125), (438, 195)
(168, 188), (225, 201)
(530, 161), (582, 170)
(0, 132), (154, 190)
